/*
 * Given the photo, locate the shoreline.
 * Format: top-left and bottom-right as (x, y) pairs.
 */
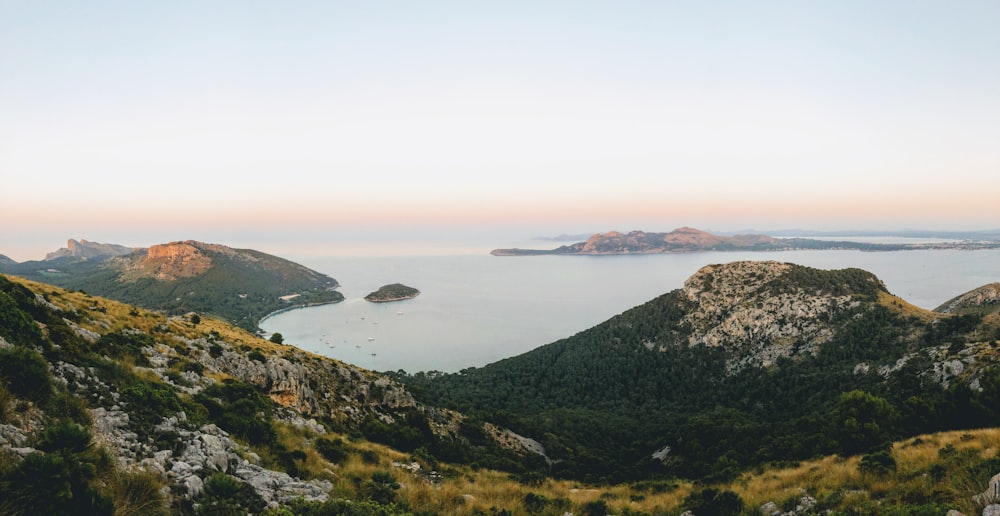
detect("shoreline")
(258, 298), (345, 327)
(364, 294), (419, 303)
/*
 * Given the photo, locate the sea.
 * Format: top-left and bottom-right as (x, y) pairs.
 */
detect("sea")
(260, 238), (1000, 374)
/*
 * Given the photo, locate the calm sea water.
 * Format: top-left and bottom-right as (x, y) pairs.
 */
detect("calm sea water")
(260, 248), (1000, 373)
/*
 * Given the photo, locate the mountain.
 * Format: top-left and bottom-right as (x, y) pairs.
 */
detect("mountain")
(491, 227), (1000, 255)
(936, 283), (1000, 316)
(43, 238), (136, 261)
(400, 261), (1000, 482)
(0, 254), (15, 267)
(0, 274), (537, 514)
(0, 240), (343, 331)
(3, 272), (1000, 514)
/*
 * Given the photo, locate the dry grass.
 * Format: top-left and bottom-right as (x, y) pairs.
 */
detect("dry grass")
(726, 428), (1000, 514)
(879, 291), (938, 322)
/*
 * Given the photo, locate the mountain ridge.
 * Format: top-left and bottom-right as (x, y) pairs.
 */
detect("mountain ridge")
(0, 240), (343, 331)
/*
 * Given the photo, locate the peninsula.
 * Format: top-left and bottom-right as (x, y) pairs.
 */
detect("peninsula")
(491, 227), (1000, 256)
(365, 283), (420, 303)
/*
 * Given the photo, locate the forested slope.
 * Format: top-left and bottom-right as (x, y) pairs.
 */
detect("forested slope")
(400, 261), (1000, 482)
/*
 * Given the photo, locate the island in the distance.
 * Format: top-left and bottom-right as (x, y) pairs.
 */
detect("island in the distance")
(491, 227), (1000, 256)
(365, 283), (420, 303)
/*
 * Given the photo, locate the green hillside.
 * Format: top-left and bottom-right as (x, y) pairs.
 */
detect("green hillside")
(0, 241), (342, 331)
(2, 270), (1000, 515)
(399, 262), (1000, 483)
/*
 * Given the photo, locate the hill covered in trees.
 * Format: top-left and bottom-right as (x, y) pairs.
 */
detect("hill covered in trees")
(0, 240), (343, 331)
(399, 261), (1000, 484)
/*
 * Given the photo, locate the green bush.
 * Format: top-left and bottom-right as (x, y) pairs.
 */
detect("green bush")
(683, 487), (744, 516)
(859, 449), (897, 476)
(1, 421), (113, 516)
(523, 492), (550, 513)
(194, 379), (277, 446)
(362, 471), (400, 505)
(0, 289), (42, 347)
(0, 347), (52, 403)
(94, 331), (154, 366)
(196, 473), (265, 515)
(315, 437), (349, 464)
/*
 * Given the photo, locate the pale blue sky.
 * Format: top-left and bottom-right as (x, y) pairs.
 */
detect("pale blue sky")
(2, 1), (999, 260)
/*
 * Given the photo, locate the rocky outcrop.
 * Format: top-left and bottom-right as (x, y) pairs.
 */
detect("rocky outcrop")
(128, 242), (213, 280)
(44, 239), (136, 261)
(679, 261), (861, 370)
(935, 283), (1000, 315)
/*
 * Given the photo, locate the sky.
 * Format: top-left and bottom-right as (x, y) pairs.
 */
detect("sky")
(2, 1), (999, 261)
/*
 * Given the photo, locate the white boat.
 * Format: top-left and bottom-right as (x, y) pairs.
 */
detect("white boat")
(368, 337), (374, 342)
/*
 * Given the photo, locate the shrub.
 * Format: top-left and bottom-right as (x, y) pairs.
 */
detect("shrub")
(181, 361), (205, 375)
(2, 421), (114, 515)
(45, 391), (92, 427)
(0, 347), (52, 403)
(315, 437), (349, 464)
(194, 379), (276, 446)
(683, 487), (744, 516)
(523, 492), (550, 513)
(94, 331), (154, 366)
(197, 473), (265, 515)
(107, 469), (167, 516)
(362, 471), (401, 505)
(859, 449), (897, 476)
(0, 382), (11, 423)
(0, 289), (42, 346)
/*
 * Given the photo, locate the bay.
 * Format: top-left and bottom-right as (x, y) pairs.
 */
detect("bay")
(260, 249), (1000, 373)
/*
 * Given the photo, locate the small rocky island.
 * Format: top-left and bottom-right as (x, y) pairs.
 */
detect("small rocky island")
(364, 283), (420, 303)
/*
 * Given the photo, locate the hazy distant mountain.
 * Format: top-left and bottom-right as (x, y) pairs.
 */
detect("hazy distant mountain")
(43, 238), (136, 261)
(764, 228), (1000, 240)
(532, 233), (593, 242)
(0, 240), (343, 330)
(0, 254), (16, 267)
(492, 227), (1000, 255)
(402, 261), (1000, 481)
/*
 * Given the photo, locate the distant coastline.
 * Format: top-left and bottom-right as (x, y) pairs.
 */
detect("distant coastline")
(492, 227), (1000, 256)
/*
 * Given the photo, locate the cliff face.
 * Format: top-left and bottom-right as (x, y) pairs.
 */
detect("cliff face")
(131, 242), (214, 280)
